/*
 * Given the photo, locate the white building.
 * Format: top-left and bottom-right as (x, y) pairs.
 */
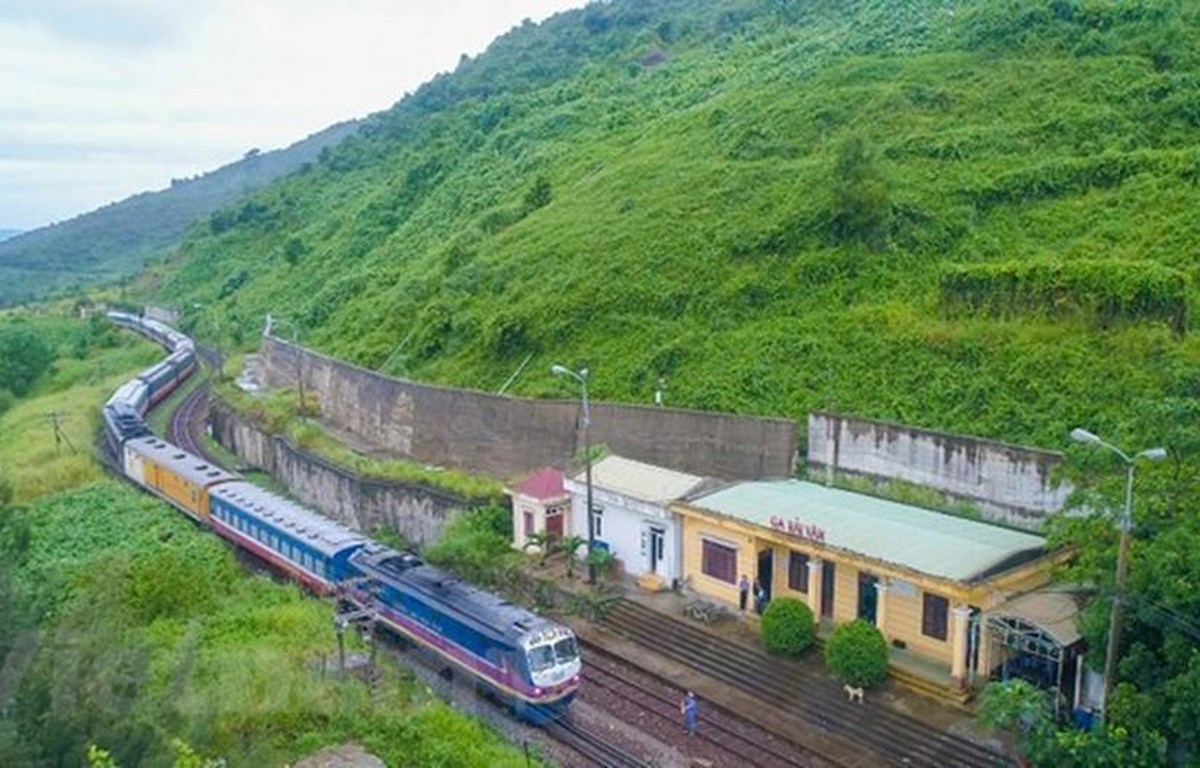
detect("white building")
(564, 455), (707, 590)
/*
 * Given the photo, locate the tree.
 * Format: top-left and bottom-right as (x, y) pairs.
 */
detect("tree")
(830, 134), (890, 251)
(761, 597), (815, 656)
(824, 619), (888, 687)
(0, 324), (53, 396)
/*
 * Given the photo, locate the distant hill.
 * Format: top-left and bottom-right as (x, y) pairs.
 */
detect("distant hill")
(0, 120), (360, 307)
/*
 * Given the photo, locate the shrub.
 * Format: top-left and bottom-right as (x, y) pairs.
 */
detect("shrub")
(825, 619), (889, 687)
(760, 597), (815, 656)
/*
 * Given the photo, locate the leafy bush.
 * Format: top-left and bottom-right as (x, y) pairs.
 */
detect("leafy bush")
(824, 619), (889, 687)
(423, 506), (519, 586)
(940, 259), (1188, 334)
(760, 597), (815, 656)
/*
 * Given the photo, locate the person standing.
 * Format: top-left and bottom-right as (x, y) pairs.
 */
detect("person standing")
(680, 691), (698, 736)
(754, 579), (767, 615)
(738, 574), (750, 613)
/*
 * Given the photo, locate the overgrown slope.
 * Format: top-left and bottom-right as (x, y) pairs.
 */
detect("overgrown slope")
(0, 121), (360, 307)
(156, 0), (1199, 452)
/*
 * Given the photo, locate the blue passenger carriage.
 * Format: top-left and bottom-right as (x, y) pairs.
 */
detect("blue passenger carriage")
(208, 481), (369, 594)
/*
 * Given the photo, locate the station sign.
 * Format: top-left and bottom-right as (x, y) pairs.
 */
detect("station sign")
(769, 516), (827, 543)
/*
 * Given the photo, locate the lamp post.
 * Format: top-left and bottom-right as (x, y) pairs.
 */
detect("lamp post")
(552, 364), (594, 585)
(1069, 427), (1166, 718)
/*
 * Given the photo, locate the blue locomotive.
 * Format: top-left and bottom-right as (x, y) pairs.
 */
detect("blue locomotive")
(101, 312), (581, 723)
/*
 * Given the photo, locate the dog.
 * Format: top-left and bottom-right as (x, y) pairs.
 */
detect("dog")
(843, 684), (865, 704)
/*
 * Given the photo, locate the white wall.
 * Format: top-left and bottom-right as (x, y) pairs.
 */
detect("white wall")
(565, 481), (680, 581)
(808, 412), (1073, 530)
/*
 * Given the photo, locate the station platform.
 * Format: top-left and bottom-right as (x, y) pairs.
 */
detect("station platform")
(554, 566), (1011, 762)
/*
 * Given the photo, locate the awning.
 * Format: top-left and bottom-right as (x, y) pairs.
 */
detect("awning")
(986, 589), (1083, 648)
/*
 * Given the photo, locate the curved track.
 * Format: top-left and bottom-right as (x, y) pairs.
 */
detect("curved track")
(601, 600), (1012, 768)
(167, 381), (216, 463)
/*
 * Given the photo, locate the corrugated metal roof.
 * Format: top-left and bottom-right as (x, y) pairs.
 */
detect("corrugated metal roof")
(986, 589), (1083, 647)
(572, 455), (705, 504)
(684, 480), (1046, 583)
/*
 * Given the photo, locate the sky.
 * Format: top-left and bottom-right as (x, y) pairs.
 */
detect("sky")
(0, 0), (587, 231)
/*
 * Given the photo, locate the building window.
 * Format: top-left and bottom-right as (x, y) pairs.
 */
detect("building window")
(589, 506), (603, 539)
(523, 510), (534, 540)
(701, 539), (737, 584)
(788, 551), (809, 593)
(922, 592), (949, 641)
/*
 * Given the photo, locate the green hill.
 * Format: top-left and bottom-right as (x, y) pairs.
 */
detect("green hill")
(0, 120), (360, 308)
(126, 0), (1200, 758)
(156, 0), (1198, 449)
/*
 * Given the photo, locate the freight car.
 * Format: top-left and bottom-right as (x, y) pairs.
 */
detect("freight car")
(122, 436), (240, 521)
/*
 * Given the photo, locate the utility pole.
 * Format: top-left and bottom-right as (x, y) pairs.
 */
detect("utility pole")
(45, 412), (76, 455)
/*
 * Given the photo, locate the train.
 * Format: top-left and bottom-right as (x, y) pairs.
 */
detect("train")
(101, 311), (581, 722)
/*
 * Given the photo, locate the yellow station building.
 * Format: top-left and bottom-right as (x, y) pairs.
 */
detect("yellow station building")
(674, 480), (1072, 695)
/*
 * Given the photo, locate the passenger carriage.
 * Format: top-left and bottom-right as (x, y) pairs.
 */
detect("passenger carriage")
(208, 481), (368, 594)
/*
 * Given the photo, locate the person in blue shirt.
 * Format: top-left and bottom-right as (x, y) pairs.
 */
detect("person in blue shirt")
(680, 690), (698, 736)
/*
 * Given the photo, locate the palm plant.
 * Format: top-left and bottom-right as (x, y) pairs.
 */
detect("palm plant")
(522, 530), (551, 566)
(557, 534), (588, 579)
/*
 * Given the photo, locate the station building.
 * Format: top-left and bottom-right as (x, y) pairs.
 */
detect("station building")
(674, 480), (1073, 694)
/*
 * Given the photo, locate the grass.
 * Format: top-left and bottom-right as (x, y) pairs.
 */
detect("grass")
(1, 481), (537, 767)
(0, 328), (160, 503)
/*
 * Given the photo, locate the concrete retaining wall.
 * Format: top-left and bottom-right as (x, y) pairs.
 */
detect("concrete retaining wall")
(210, 401), (467, 546)
(807, 412), (1071, 529)
(258, 335), (796, 480)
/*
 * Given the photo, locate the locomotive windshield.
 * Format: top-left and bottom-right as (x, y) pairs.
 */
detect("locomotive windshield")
(528, 644), (556, 672)
(553, 636), (578, 663)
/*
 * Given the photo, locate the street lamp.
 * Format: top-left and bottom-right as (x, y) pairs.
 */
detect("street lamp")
(1070, 427), (1166, 718)
(552, 364), (595, 585)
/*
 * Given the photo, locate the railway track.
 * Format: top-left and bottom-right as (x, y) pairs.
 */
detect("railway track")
(583, 641), (826, 768)
(600, 600), (1012, 768)
(544, 717), (652, 768)
(167, 381), (215, 463)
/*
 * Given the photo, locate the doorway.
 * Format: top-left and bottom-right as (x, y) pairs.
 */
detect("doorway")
(821, 560), (836, 619)
(858, 571), (879, 624)
(757, 549), (774, 601)
(649, 526), (665, 574)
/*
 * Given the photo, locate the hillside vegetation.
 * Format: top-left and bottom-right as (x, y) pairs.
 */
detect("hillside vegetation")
(136, 0), (1200, 760)
(156, 0), (1199, 449)
(0, 121), (360, 308)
